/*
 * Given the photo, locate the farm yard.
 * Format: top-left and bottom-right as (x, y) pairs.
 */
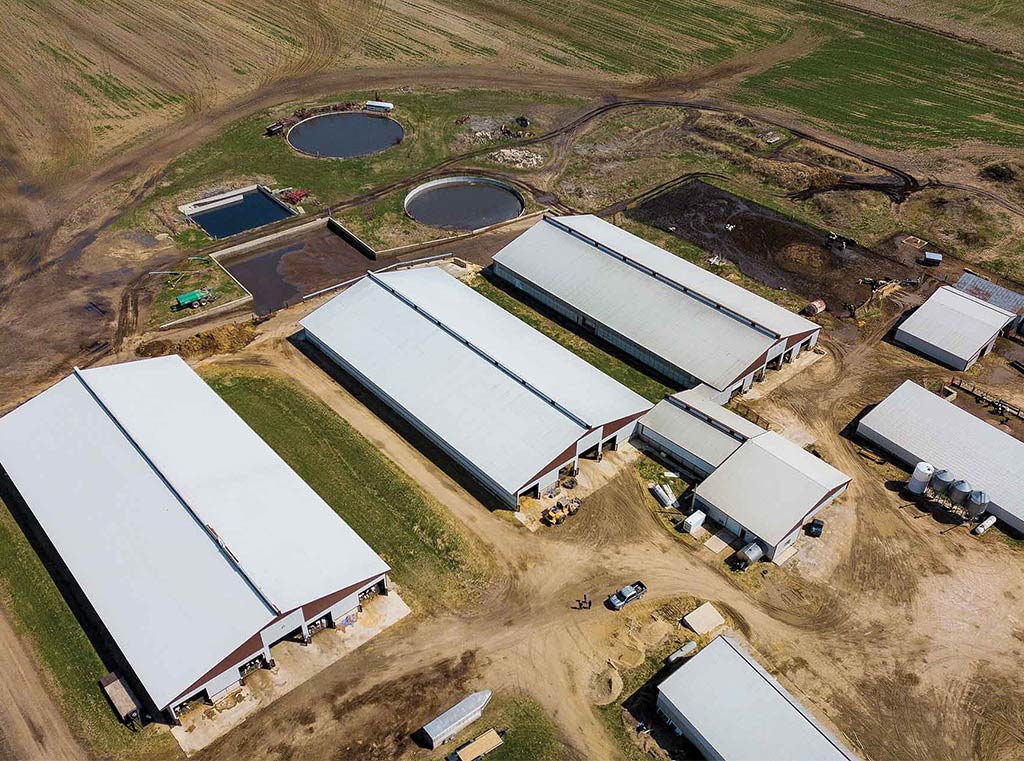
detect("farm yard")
(5, 0), (1024, 760)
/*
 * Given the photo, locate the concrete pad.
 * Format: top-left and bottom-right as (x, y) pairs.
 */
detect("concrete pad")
(772, 543), (800, 566)
(703, 528), (737, 554)
(172, 592), (411, 755)
(683, 602), (725, 635)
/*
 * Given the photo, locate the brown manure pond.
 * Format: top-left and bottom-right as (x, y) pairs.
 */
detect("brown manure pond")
(627, 180), (911, 310)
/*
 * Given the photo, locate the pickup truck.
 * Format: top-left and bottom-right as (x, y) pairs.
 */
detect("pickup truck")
(607, 581), (647, 610)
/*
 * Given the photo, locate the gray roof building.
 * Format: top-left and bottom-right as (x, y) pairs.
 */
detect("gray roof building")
(638, 387), (764, 477)
(301, 267), (652, 507)
(0, 356), (389, 717)
(857, 380), (1024, 532)
(694, 432), (851, 555)
(955, 272), (1024, 323)
(638, 386), (850, 559)
(895, 286), (1014, 370)
(492, 215), (820, 395)
(657, 636), (858, 761)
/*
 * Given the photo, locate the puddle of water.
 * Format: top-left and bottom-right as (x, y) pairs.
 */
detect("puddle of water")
(287, 112), (405, 159)
(405, 178), (524, 230)
(191, 189), (294, 239)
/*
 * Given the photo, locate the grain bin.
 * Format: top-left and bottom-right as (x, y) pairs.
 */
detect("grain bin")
(949, 480), (972, 505)
(930, 469), (955, 495)
(967, 490), (989, 519)
(907, 462), (934, 494)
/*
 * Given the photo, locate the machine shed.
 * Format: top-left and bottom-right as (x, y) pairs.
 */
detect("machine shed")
(657, 636), (858, 761)
(955, 272), (1024, 332)
(694, 432), (850, 560)
(857, 380), (1024, 533)
(492, 215), (820, 396)
(0, 356), (389, 719)
(301, 267), (652, 507)
(895, 286), (1014, 370)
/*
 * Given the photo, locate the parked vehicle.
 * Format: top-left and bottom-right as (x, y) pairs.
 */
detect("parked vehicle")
(607, 581), (646, 610)
(806, 519), (824, 538)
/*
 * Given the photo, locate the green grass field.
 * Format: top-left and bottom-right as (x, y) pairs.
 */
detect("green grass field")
(0, 498), (178, 759)
(442, 693), (564, 761)
(466, 272), (673, 402)
(147, 256), (247, 329)
(436, 0), (790, 75)
(740, 3), (1024, 148)
(203, 370), (490, 610)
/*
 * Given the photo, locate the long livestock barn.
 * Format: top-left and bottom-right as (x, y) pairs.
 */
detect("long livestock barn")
(657, 636), (859, 761)
(492, 215), (821, 399)
(301, 267), (652, 508)
(895, 285), (1014, 370)
(857, 380), (1024, 533)
(0, 356), (389, 722)
(639, 387), (850, 560)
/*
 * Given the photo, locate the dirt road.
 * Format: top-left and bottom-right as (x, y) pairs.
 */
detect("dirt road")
(0, 611), (83, 761)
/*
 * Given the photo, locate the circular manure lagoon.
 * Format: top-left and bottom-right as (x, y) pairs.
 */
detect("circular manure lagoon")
(286, 112), (405, 159)
(404, 176), (525, 230)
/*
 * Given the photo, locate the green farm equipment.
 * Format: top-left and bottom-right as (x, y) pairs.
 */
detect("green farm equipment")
(171, 288), (216, 312)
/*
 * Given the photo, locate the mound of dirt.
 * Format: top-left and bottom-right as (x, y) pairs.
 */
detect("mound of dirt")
(981, 162), (1018, 183)
(590, 665), (624, 706)
(138, 322), (257, 360)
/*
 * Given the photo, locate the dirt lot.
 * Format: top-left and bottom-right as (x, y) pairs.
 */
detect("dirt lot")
(627, 180), (914, 310)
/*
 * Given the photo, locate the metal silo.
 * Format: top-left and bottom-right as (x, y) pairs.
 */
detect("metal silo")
(967, 491), (990, 520)
(930, 469), (955, 495)
(907, 462), (934, 494)
(949, 480), (972, 505)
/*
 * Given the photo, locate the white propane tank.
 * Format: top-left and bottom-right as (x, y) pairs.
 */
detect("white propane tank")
(650, 484), (672, 507)
(974, 515), (997, 535)
(907, 462), (934, 494)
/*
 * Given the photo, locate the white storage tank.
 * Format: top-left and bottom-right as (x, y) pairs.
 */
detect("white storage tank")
(974, 515), (997, 535)
(682, 510), (706, 534)
(930, 469), (955, 495)
(737, 542), (764, 565)
(967, 490), (989, 520)
(949, 480), (972, 505)
(907, 461), (934, 494)
(651, 484), (672, 507)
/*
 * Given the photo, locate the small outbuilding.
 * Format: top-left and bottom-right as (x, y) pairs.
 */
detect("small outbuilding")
(895, 285), (1014, 370)
(657, 636), (859, 761)
(693, 432), (850, 560)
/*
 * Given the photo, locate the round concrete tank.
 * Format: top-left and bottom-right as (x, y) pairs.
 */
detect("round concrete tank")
(950, 480), (972, 505)
(967, 490), (990, 519)
(930, 469), (955, 495)
(908, 462), (934, 494)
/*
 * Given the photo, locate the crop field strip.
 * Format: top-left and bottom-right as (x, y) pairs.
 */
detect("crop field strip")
(740, 2), (1024, 148)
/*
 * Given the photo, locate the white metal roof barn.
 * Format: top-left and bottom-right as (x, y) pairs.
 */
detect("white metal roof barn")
(895, 286), (1014, 370)
(657, 636), (859, 761)
(857, 380), (1024, 533)
(301, 267), (652, 508)
(492, 215), (820, 396)
(0, 356), (389, 719)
